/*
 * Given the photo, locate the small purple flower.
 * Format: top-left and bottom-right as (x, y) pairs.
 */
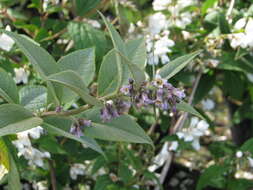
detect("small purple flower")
(141, 91), (154, 105)
(79, 119), (92, 127)
(70, 124), (84, 138)
(173, 88), (185, 99)
(55, 106), (62, 113)
(100, 102), (119, 122)
(120, 84), (132, 96)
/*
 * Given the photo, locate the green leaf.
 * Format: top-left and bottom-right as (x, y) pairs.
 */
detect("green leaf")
(47, 70), (102, 106)
(1, 30), (61, 106)
(42, 116), (104, 155)
(159, 51), (202, 80)
(125, 37), (146, 69)
(176, 101), (205, 120)
(8, 152), (21, 190)
(0, 68), (19, 104)
(227, 179), (253, 190)
(193, 74), (215, 105)
(83, 108), (153, 146)
(19, 85), (47, 112)
(98, 49), (120, 97)
(201, 0), (218, 15)
(99, 12), (126, 55)
(74, 0), (101, 16)
(58, 48), (96, 86)
(0, 138), (9, 170)
(99, 12), (125, 88)
(94, 175), (112, 190)
(241, 138), (253, 154)
(219, 12), (230, 34)
(117, 50), (146, 87)
(0, 104), (43, 137)
(118, 163), (133, 184)
(1, 31), (59, 77)
(67, 22), (107, 61)
(196, 165), (228, 190)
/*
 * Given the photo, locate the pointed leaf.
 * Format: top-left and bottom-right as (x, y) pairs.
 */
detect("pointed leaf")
(19, 85), (47, 112)
(47, 70), (102, 106)
(176, 101), (205, 120)
(58, 48), (96, 86)
(126, 37), (147, 69)
(1, 30), (61, 105)
(83, 108), (153, 146)
(159, 51), (202, 79)
(0, 68), (19, 104)
(0, 104), (43, 137)
(98, 49), (120, 97)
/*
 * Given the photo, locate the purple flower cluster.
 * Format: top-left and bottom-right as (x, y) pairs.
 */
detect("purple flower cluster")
(100, 100), (131, 122)
(100, 75), (185, 122)
(70, 119), (92, 137)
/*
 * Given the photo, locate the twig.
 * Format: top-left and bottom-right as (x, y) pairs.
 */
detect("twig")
(48, 160), (57, 190)
(155, 71), (202, 190)
(226, 0), (235, 22)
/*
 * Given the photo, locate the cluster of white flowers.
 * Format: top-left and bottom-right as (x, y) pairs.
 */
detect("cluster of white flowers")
(146, 12), (175, 65)
(152, 0), (197, 28)
(12, 126), (50, 167)
(228, 18), (253, 49)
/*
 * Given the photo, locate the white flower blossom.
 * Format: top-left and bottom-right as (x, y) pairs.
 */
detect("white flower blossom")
(14, 68), (30, 84)
(236, 151), (243, 158)
(229, 17), (253, 49)
(168, 141), (179, 151)
(12, 126), (50, 168)
(153, 0), (171, 11)
(201, 99), (215, 110)
(148, 142), (169, 172)
(70, 163), (86, 180)
(0, 25), (15, 51)
(148, 12), (168, 35)
(176, 117), (209, 150)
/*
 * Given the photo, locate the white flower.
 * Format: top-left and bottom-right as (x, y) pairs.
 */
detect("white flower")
(70, 163), (86, 180)
(201, 99), (215, 110)
(168, 141), (178, 151)
(32, 181), (48, 190)
(236, 151), (243, 158)
(14, 68), (30, 84)
(247, 74), (253, 83)
(176, 117), (209, 150)
(154, 36), (174, 55)
(182, 31), (191, 40)
(0, 26), (15, 51)
(153, 0), (171, 11)
(234, 18), (247, 30)
(148, 142), (169, 172)
(148, 12), (168, 35)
